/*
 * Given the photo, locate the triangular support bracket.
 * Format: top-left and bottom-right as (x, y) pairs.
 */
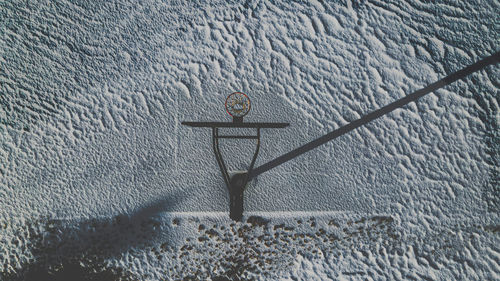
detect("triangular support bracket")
(181, 121), (289, 221)
(212, 127), (260, 221)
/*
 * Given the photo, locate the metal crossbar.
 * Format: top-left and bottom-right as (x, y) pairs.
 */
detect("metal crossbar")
(182, 121), (289, 128)
(216, 135), (259, 139)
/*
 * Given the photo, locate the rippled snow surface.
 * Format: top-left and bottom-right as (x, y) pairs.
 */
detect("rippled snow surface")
(1, 0), (498, 280)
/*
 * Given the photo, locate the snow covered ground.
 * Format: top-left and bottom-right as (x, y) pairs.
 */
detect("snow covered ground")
(1, 0), (498, 280)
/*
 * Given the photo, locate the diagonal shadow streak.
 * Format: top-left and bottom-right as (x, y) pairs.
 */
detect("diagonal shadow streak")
(250, 51), (499, 179)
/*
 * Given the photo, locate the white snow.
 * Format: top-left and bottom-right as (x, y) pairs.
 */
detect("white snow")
(0, 0), (498, 280)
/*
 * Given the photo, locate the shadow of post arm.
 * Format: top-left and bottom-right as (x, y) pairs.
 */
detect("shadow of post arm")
(249, 51), (500, 179)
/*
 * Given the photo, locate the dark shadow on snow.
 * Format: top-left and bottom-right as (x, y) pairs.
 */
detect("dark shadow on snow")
(3, 191), (185, 281)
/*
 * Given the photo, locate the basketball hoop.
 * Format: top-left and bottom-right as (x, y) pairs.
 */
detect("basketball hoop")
(182, 92), (289, 221)
(225, 92), (251, 123)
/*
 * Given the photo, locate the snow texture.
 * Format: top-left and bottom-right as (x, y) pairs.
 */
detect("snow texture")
(0, 0), (499, 280)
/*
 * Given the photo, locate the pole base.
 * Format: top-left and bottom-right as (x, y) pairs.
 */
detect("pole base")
(229, 173), (247, 221)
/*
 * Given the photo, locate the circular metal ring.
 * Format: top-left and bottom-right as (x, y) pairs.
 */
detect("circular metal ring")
(225, 92), (251, 117)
